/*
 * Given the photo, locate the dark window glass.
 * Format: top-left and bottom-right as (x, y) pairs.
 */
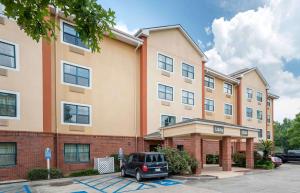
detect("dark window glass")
(224, 83), (232, 95)
(64, 144), (90, 163)
(267, 131), (271, 139)
(246, 88), (253, 99)
(205, 99), (214, 111)
(182, 63), (194, 79)
(246, 107), (253, 118)
(258, 129), (263, 138)
(0, 143), (16, 167)
(158, 84), (173, 101)
(161, 115), (176, 127)
(63, 23), (89, 49)
(0, 92), (17, 117)
(257, 110), (263, 120)
(63, 63), (90, 87)
(177, 145), (184, 151)
(0, 41), (16, 69)
(224, 104), (233, 115)
(182, 90), (194, 105)
(63, 103), (90, 125)
(257, 92), (263, 102)
(205, 75), (214, 89)
(145, 154), (165, 163)
(158, 54), (173, 72)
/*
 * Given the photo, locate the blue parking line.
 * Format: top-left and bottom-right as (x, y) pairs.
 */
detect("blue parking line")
(23, 185), (31, 193)
(93, 176), (120, 186)
(112, 180), (134, 193)
(74, 180), (106, 193)
(99, 179), (125, 191)
(83, 175), (114, 183)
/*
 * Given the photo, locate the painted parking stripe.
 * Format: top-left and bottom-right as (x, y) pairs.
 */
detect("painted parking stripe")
(112, 180), (134, 193)
(83, 175), (115, 183)
(99, 179), (125, 191)
(74, 180), (106, 193)
(92, 176), (121, 186)
(23, 185), (32, 193)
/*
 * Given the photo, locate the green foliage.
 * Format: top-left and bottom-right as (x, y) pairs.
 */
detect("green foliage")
(157, 147), (198, 175)
(206, 154), (219, 164)
(274, 118), (292, 153)
(27, 168), (63, 180)
(257, 140), (273, 160)
(68, 169), (99, 177)
(232, 152), (246, 167)
(110, 154), (129, 172)
(0, 0), (115, 52)
(255, 160), (274, 170)
(287, 113), (300, 149)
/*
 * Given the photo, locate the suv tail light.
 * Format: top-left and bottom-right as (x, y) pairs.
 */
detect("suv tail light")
(142, 164), (148, 172)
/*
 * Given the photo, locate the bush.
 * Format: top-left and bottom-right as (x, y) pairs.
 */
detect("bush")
(110, 154), (129, 172)
(206, 154), (219, 164)
(255, 160), (274, 170)
(157, 147), (197, 175)
(232, 152), (246, 167)
(69, 169), (99, 177)
(27, 168), (63, 181)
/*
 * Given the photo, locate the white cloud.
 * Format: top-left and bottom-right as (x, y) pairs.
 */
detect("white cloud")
(205, 0), (300, 122)
(115, 22), (138, 35)
(204, 26), (211, 35)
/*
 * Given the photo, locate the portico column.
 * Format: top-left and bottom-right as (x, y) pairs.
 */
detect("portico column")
(219, 140), (222, 167)
(236, 139), (242, 152)
(164, 137), (173, 148)
(191, 133), (202, 174)
(222, 136), (232, 171)
(246, 138), (254, 169)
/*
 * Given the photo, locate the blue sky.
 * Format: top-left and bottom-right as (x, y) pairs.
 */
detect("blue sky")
(98, 0), (300, 121)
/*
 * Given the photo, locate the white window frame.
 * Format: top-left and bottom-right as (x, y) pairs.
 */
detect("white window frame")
(204, 75), (215, 89)
(205, 98), (215, 112)
(157, 83), (174, 102)
(181, 89), (195, 106)
(61, 101), (92, 127)
(224, 82), (233, 95)
(246, 107), (253, 119)
(60, 20), (91, 52)
(257, 110), (263, 120)
(224, 103), (233, 116)
(246, 88), (253, 99)
(0, 38), (20, 71)
(257, 91), (263, 102)
(157, 52), (174, 73)
(0, 89), (20, 120)
(181, 62), (195, 80)
(61, 60), (92, 89)
(160, 114), (176, 127)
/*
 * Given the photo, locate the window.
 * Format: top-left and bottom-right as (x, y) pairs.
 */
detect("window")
(267, 99), (271, 107)
(224, 104), (233, 115)
(205, 99), (214, 112)
(0, 91), (18, 119)
(267, 115), (271, 123)
(63, 63), (91, 88)
(0, 40), (16, 69)
(267, 131), (271, 139)
(158, 84), (173, 101)
(158, 54), (173, 72)
(258, 129), (263, 138)
(182, 63), (194, 79)
(64, 144), (90, 163)
(205, 75), (214, 89)
(182, 117), (191, 122)
(257, 110), (263, 120)
(182, 90), (194, 105)
(0, 143), (16, 167)
(246, 88), (253, 99)
(63, 103), (91, 125)
(177, 145), (184, 151)
(246, 107), (253, 118)
(161, 115), (176, 127)
(62, 22), (89, 49)
(257, 92), (263, 102)
(224, 83), (233, 95)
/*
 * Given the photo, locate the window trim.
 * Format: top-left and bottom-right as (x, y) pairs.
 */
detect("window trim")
(60, 20), (91, 52)
(246, 88), (253, 99)
(246, 107), (253, 119)
(257, 110), (263, 120)
(181, 61), (195, 80)
(224, 103), (233, 116)
(256, 91), (263, 102)
(61, 101), (92, 126)
(205, 98), (215, 112)
(181, 89), (195, 106)
(0, 89), (20, 120)
(0, 142), (17, 167)
(157, 83), (174, 102)
(64, 143), (90, 163)
(223, 82), (233, 95)
(157, 52), (174, 73)
(204, 75), (215, 90)
(160, 114), (176, 127)
(61, 60), (92, 89)
(0, 38), (19, 71)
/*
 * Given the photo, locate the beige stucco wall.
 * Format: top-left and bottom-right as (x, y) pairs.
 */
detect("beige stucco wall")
(204, 76), (237, 124)
(53, 18), (140, 137)
(267, 97), (274, 140)
(241, 70), (267, 139)
(146, 29), (204, 135)
(0, 19), (43, 132)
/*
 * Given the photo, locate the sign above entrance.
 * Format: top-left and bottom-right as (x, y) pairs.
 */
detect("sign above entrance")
(214, 126), (224, 134)
(240, 129), (248, 136)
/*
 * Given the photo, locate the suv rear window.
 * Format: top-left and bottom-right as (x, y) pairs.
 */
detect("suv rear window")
(145, 154), (165, 163)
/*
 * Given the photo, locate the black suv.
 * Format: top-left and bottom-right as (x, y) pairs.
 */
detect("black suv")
(120, 152), (168, 181)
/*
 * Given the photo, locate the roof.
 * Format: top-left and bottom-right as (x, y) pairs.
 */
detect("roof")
(144, 131), (163, 140)
(135, 24), (208, 61)
(268, 92), (280, 99)
(205, 67), (240, 84)
(229, 67), (270, 88)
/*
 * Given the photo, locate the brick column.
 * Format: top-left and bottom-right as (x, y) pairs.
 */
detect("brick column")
(164, 137), (173, 148)
(222, 136), (232, 171)
(219, 140), (222, 167)
(236, 139), (242, 152)
(191, 133), (202, 174)
(201, 139), (204, 169)
(246, 138), (254, 169)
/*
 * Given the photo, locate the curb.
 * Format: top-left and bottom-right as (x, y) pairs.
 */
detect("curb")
(0, 179), (28, 186)
(171, 175), (218, 181)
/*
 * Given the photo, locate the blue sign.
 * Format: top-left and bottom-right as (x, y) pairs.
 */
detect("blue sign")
(44, 148), (51, 160)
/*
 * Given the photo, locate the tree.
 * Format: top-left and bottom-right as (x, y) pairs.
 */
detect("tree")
(0, 0), (115, 52)
(287, 113), (300, 149)
(258, 140), (273, 160)
(274, 118), (293, 153)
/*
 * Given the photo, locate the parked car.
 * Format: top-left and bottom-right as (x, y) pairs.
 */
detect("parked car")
(120, 152), (168, 181)
(275, 150), (300, 163)
(270, 156), (282, 168)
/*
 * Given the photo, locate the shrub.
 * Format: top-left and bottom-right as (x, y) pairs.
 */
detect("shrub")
(232, 152), (246, 167)
(206, 154), (219, 164)
(69, 169), (99, 177)
(255, 160), (274, 170)
(27, 168), (63, 181)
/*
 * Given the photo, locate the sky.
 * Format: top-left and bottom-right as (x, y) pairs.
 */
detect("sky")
(98, 0), (300, 122)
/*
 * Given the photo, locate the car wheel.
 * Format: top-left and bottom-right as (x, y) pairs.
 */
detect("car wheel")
(121, 168), (126, 177)
(136, 170), (142, 182)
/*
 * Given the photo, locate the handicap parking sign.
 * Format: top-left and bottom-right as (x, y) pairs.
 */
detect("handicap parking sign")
(151, 179), (182, 186)
(45, 147), (51, 160)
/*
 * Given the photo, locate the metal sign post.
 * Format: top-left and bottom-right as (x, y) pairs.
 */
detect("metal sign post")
(44, 147), (52, 180)
(118, 148), (124, 170)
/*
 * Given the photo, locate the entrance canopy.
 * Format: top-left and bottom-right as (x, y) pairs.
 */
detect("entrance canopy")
(160, 118), (259, 140)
